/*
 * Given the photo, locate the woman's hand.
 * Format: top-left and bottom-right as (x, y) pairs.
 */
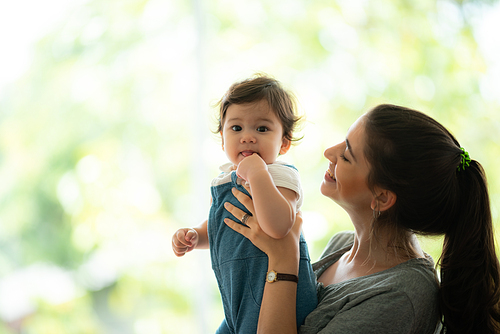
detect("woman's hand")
(224, 187), (302, 271)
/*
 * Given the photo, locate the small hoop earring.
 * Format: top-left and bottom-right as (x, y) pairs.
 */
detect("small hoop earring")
(373, 200), (381, 220)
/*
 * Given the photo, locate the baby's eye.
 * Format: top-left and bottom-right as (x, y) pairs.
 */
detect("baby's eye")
(256, 126), (268, 132)
(231, 125), (242, 131)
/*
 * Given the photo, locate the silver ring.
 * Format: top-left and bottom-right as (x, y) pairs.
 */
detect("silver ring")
(241, 213), (251, 224)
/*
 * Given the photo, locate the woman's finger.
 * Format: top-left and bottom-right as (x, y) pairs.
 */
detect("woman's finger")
(231, 187), (255, 215)
(223, 201), (245, 220)
(224, 216), (251, 238)
(224, 213), (268, 254)
(242, 182), (252, 196)
(224, 202), (256, 226)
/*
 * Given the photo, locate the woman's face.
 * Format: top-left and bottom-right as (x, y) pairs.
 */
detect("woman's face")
(320, 115), (374, 213)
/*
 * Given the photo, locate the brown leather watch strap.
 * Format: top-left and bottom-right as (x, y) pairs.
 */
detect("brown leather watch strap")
(267, 270), (299, 283)
(277, 273), (299, 283)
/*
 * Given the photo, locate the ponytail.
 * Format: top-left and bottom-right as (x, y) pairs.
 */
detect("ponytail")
(363, 104), (500, 333)
(439, 161), (500, 333)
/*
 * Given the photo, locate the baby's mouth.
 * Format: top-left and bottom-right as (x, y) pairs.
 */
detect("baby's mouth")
(241, 151), (256, 157)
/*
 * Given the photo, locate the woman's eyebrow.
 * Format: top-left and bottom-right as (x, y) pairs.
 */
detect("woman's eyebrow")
(345, 138), (357, 162)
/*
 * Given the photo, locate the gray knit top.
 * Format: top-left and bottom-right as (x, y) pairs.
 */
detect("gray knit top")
(299, 231), (441, 334)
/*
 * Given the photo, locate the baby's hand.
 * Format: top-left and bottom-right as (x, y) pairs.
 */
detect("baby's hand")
(237, 154), (268, 182)
(172, 228), (199, 257)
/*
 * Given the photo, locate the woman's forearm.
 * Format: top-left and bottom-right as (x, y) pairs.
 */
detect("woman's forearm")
(222, 189), (303, 333)
(258, 257), (299, 333)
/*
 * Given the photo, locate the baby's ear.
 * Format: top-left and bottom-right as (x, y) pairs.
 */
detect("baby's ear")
(220, 131), (224, 151)
(279, 138), (291, 155)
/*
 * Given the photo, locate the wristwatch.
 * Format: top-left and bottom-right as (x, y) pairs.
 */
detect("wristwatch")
(266, 270), (299, 283)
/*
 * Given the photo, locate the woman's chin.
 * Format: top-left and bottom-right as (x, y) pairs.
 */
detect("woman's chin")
(320, 181), (337, 198)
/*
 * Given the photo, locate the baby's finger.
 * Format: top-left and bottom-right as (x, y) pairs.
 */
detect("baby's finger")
(172, 239), (188, 257)
(172, 237), (186, 250)
(185, 229), (197, 242)
(172, 247), (187, 257)
(173, 230), (190, 247)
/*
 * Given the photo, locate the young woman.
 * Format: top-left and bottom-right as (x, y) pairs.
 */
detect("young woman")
(225, 104), (500, 333)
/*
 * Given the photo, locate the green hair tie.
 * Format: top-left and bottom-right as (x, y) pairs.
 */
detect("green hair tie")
(457, 147), (471, 171)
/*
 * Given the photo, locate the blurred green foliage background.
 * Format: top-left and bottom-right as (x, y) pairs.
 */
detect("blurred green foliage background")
(0, 0), (499, 333)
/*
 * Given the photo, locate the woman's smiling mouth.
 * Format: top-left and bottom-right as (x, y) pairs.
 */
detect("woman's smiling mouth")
(325, 166), (336, 181)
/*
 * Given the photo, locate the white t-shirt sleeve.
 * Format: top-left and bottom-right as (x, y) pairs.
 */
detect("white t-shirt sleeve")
(267, 162), (303, 210)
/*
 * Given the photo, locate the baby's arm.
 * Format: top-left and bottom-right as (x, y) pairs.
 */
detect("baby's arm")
(171, 219), (209, 257)
(172, 197), (211, 256)
(237, 154), (297, 239)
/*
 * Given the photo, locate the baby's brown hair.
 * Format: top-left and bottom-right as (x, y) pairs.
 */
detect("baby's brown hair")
(215, 74), (302, 142)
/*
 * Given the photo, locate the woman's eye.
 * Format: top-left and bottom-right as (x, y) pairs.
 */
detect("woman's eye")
(256, 126), (268, 132)
(231, 125), (242, 131)
(340, 152), (350, 162)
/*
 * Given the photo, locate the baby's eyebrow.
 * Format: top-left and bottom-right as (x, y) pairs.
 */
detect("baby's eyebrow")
(256, 117), (275, 124)
(225, 117), (275, 124)
(225, 117), (243, 123)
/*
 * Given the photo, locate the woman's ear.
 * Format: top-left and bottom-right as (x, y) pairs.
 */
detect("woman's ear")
(279, 138), (291, 155)
(371, 187), (397, 212)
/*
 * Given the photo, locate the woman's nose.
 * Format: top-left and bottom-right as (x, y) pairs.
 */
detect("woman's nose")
(324, 146), (335, 160)
(324, 144), (341, 161)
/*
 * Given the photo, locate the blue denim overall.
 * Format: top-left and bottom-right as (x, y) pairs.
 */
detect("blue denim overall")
(209, 168), (317, 334)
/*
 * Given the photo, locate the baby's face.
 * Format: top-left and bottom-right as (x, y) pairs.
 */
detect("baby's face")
(220, 99), (290, 166)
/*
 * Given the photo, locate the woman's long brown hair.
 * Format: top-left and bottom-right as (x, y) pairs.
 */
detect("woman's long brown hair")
(364, 104), (500, 333)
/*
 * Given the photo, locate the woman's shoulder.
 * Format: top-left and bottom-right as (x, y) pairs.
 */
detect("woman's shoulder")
(312, 231), (354, 275)
(315, 231), (439, 305)
(305, 231), (440, 333)
(319, 231), (355, 259)
(387, 255), (440, 300)
(332, 255), (439, 317)
(306, 257), (440, 333)
(339, 253), (439, 300)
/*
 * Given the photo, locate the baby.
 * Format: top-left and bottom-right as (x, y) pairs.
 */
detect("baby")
(172, 74), (317, 333)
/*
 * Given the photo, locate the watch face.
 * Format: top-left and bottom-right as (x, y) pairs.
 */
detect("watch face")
(267, 271), (277, 282)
